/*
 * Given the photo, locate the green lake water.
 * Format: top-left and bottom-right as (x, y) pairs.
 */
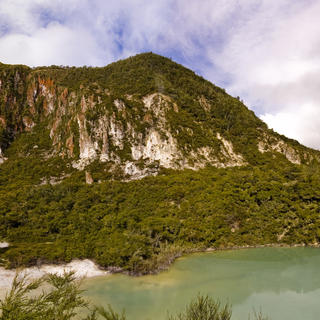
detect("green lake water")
(83, 247), (320, 320)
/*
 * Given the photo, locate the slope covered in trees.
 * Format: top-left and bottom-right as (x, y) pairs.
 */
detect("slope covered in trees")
(0, 53), (319, 273)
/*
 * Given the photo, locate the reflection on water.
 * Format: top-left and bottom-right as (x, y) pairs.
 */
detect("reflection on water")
(83, 248), (320, 320)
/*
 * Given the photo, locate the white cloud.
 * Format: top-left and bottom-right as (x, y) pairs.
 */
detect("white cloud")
(261, 102), (320, 149)
(206, 0), (320, 149)
(0, 22), (104, 66)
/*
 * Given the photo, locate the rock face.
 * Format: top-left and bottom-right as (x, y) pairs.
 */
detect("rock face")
(0, 147), (5, 164)
(85, 171), (94, 184)
(0, 53), (319, 180)
(258, 133), (302, 164)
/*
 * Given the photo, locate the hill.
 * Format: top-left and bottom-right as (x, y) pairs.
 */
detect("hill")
(0, 53), (320, 273)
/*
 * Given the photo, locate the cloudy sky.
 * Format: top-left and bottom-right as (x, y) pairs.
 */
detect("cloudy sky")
(0, 0), (319, 149)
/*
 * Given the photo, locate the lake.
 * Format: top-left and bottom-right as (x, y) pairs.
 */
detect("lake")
(83, 247), (320, 320)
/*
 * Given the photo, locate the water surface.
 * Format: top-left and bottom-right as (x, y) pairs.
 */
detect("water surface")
(83, 247), (320, 320)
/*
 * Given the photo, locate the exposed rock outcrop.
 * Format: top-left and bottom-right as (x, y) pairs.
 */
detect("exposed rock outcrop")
(217, 133), (246, 167)
(0, 147), (5, 164)
(85, 171), (94, 184)
(258, 133), (301, 164)
(1, 54), (319, 180)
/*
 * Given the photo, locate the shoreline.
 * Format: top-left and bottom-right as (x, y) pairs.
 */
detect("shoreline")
(0, 243), (319, 294)
(205, 242), (319, 252)
(0, 259), (109, 293)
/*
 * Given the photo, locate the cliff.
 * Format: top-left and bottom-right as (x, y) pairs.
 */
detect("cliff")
(0, 54), (318, 181)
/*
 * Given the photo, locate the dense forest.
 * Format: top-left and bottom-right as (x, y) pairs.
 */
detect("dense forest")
(0, 132), (319, 273)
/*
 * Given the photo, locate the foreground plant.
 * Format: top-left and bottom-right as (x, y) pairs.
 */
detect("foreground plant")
(168, 295), (268, 320)
(168, 295), (232, 320)
(0, 272), (124, 320)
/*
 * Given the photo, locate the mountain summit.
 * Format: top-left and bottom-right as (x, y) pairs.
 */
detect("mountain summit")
(0, 53), (318, 180)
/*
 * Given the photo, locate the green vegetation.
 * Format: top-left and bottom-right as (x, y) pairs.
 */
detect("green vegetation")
(0, 273), (267, 319)
(168, 295), (232, 320)
(1, 136), (320, 273)
(0, 52), (320, 274)
(168, 295), (268, 320)
(0, 63), (30, 150)
(0, 272), (125, 320)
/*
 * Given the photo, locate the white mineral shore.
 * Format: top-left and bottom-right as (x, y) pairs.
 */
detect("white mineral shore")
(0, 259), (109, 293)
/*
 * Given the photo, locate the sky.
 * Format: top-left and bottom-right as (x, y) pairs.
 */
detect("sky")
(0, 0), (319, 149)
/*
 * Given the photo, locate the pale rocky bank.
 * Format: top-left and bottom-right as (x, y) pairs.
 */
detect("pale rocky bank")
(0, 259), (109, 298)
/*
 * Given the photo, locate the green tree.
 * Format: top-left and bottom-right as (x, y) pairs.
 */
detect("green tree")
(0, 272), (125, 320)
(168, 295), (232, 320)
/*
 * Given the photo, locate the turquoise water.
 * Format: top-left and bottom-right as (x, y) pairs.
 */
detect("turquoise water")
(83, 247), (320, 319)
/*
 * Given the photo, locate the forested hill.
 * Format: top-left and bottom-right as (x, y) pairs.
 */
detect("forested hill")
(0, 53), (320, 274)
(1, 53), (319, 176)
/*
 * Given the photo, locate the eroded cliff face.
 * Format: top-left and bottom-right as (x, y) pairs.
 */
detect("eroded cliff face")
(0, 59), (318, 180)
(258, 133), (301, 164)
(50, 89), (247, 177)
(0, 71), (246, 178)
(0, 65), (30, 154)
(256, 131), (320, 165)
